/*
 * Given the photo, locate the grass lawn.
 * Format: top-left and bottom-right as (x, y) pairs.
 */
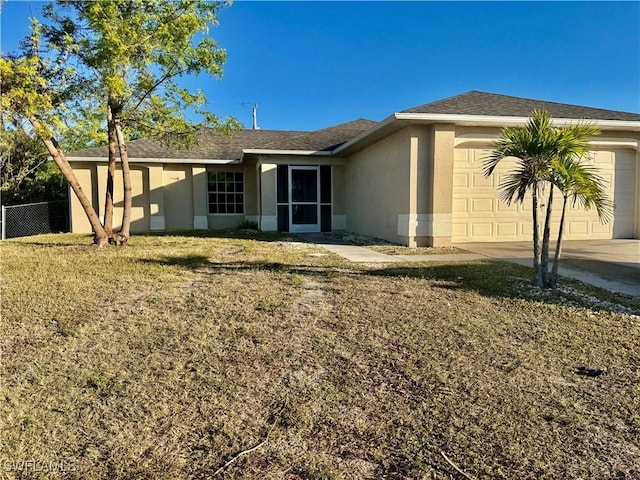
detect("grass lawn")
(368, 246), (468, 256)
(1, 232), (639, 479)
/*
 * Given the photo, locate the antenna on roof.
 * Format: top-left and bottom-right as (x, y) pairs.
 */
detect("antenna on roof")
(252, 104), (260, 130)
(242, 102), (261, 130)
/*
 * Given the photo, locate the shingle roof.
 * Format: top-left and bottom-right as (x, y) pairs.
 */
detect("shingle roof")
(68, 92), (639, 160)
(401, 91), (640, 121)
(68, 118), (377, 160)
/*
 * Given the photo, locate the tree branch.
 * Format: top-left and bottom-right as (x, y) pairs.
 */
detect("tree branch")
(440, 450), (477, 480)
(128, 64), (189, 112)
(212, 399), (287, 477)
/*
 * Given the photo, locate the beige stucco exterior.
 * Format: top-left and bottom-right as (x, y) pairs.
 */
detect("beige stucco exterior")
(340, 123), (639, 246)
(68, 120), (639, 246)
(344, 128), (413, 244)
(69, 161), (260, 233)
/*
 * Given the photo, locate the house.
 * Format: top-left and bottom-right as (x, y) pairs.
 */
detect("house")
(67, 91), (640, 246)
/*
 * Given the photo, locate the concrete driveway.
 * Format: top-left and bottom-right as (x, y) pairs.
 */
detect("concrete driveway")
(457, 240), (639, 297)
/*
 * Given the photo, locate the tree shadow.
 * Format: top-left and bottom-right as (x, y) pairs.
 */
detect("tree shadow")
(134, 254), (640, 316)
(136, 229), (291, 243)
(367, 260), (640, 315)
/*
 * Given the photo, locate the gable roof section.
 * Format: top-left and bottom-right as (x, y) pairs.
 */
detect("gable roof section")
(401, 91), (640, 121)
(68, 118), (377, 160)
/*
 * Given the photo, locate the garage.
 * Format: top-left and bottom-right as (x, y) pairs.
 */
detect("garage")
(451, 146), (637, 242)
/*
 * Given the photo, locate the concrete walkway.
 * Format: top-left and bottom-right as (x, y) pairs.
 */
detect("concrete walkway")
(297, 233), (484, 263)
(298, 234), (639, 297)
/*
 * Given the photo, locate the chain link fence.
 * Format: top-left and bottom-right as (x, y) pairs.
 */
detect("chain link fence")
(1, 201), (70, 240)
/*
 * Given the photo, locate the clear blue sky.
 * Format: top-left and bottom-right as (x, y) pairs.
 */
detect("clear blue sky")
(2, 1), (639, 131)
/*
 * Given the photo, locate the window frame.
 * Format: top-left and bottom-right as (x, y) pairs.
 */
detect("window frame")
(207, 171), (245, 215)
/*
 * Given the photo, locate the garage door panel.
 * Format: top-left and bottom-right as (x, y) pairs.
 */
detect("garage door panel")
(471, 173), (493, 188)
(471, 198), (493, 212)
(452, 198), (468, 213)
(593, 151), (613, 165)
(453, 173), (469, 187)
(452, 223), (468, 238)
(497, 222), (518, 237)
(496, 201), (519, 213)
(452, 147), (636, 242)
(567, 221), (589, 235)
(472, 223), (493, 237)
(592, 222), (612, 235)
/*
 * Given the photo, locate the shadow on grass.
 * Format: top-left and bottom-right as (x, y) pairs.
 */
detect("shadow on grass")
(368, 261), (640, 314)
(134, 229), (291, 243)
(7, 229), (294, 247)
(136, 254), (640, 315)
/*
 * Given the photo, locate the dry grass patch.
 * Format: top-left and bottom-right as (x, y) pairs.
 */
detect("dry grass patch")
(1, 232), (639, 479)
(369, 246), (468, 256)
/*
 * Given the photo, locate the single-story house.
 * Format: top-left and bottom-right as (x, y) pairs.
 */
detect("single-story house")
(67, 91), (640, 246)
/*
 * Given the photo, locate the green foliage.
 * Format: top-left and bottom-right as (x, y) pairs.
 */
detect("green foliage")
(1, 129), (46, 195)
(2, 159), (67, 205)
(42, 0), (240, 146)
(551, 155), (613, 222)
(484, 110), (610, 288)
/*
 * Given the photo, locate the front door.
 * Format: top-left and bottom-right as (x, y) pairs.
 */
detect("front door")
(289, 166), (320, 233)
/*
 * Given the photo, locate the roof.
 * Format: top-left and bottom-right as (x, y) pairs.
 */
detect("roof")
(68, 118), (378, 160)
(68, 91), (639, 161)
(401, 91), (640, 121)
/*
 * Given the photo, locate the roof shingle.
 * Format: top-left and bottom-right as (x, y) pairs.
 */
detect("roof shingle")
(68, 118), (377, 160)
(401, 91), (640, 121)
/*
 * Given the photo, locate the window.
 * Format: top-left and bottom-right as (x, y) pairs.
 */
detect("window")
(207, 171), (244, 214)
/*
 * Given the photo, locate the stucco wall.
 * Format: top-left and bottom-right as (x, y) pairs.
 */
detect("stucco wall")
(344, 128), (413, 244)
(69, 161), (260, 234)
(69, 162), (98, 234)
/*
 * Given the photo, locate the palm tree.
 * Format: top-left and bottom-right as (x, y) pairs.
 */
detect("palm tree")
(547, 155), (612, 287)
(484, 110), (608, 288)
(538, 123), (601, 286)
(483, 110), (557, 286)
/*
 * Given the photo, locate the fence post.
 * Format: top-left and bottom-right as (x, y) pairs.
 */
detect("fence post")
(1, 205), (6, 240)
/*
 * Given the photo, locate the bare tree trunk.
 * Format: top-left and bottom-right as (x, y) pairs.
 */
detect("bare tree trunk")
(549, 196), (568, 288)
(114, 119), (131, 245)
(532, 185), (543, 287)
(540, 186), (554, 287)
(28, 117), (108, 246)
(104, 102), (117, 238)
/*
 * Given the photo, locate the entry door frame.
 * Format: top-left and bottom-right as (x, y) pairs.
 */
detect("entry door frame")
(288, 166), (321, 233)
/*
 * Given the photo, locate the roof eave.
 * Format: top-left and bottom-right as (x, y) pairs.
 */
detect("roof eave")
(241, 149), (333, 156)
(66, 156), (242, 164)
(334, 113), (640, 156)
(394, 112), (640, 130)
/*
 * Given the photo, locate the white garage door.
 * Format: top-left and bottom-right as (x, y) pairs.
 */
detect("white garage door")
(452, 147), (637, 242)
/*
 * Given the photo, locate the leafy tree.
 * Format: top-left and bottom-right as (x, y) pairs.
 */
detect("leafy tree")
(41, 0), (239, 245)
(484, 110), (611, 288)
(1, 1), (238, 246)
(0, 128), (49, 204)
(1, 110), (105, 206)
(0, 40), (110, 245)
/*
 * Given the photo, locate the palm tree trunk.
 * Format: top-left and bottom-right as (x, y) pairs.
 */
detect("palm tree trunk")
(114, 119), (131, 245)
(550, 196), (568, 288)
(28, 117), (108, 247)
(104, 103), (117, 238)
(532, 185), (543, 286)
(540, 185), (554, 287)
